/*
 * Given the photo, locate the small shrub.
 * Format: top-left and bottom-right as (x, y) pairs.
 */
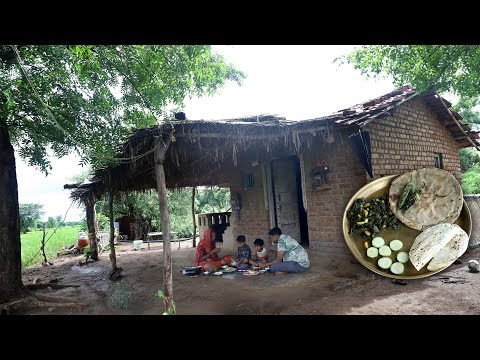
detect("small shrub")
(111, 282), (133, 310)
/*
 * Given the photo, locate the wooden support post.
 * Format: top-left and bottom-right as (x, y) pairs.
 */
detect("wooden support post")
(192, 187), (197, 248)
(154, 128), (175, 314)
(85, 194), (98, 261)
(41, 223), (48, 265)
(108, 190), (117, 270)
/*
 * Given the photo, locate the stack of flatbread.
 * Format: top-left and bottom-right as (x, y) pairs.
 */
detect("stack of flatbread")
(388, 168), (469, 272)
(409, 223), (469, 271)
(388, 168), (463, 231)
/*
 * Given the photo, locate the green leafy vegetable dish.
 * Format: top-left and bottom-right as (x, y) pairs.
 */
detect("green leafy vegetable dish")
(347, 196), (401, 240)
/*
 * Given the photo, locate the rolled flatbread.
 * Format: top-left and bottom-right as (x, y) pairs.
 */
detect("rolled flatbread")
(427, 225), (469, 271)
(389, 168), (463, 231)
(409, 223), (461, 271)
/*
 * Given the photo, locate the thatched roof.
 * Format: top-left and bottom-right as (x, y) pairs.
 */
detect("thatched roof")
(65, 86), (479, 201)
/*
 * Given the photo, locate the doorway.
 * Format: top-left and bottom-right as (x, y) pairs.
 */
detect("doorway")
(269, 156), (309, 245)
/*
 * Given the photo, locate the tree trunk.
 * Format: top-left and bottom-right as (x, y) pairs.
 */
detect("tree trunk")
(85, 194), (98, 261)
(0, 122), (29, 303)
(154, 129), (175, 314)
(108, 191), (117, 270)
(192, 187), (197, 248)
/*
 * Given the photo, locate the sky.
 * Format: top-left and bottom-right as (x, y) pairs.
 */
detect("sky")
(15, 45), (396, 222)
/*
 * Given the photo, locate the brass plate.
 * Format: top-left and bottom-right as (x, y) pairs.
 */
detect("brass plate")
(342, 175), (472, 280)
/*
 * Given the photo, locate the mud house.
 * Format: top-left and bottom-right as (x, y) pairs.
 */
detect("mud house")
(66, 86), (479, 258)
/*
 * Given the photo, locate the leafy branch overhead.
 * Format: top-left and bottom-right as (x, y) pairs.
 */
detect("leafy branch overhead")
(340, 45), (480, 97)
(0, 45), (245, 173)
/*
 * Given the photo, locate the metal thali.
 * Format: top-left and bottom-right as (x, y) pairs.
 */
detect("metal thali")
(342, 175), (472, 280)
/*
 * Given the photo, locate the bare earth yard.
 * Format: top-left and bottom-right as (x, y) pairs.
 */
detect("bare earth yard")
(19, 241), (480, 315)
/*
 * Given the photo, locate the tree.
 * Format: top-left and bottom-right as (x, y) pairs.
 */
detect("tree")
(196, 187), (230, 214)
(0, 45), (244, 310)
(342, 45), (480, 97)
(45, 217), (57, 228)
(96, 188), (196, 239)
(453, 96), (480, 125)
(460, 148), (480, 172)
(19, 203), (44, 233)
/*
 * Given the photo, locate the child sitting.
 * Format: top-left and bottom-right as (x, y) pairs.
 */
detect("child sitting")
(232, 235), (251, 270)
(249, 238), (270, 266)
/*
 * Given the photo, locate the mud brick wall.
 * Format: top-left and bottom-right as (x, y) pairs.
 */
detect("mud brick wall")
(229, 164), (270, 253)
(366, 97), (462, 181)
(302, 136), (368, 256)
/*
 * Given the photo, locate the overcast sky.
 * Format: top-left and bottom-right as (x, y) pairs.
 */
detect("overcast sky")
(15, 45), (395, 222)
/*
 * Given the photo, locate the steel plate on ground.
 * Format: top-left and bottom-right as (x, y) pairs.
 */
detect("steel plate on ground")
(342, 175), (472, 280)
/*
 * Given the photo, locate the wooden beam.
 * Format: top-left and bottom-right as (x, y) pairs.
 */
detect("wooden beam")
(108, 190), (117, 270)
(455, 133), (479, 141)
(154, 128), (175, 314)
(172, 124), (330, 140)
(435, 91), (480, 151)
(446, 122), (470, 129)
(192, 187), (197, 248)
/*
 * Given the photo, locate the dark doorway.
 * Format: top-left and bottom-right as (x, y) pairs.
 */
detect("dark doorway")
(293, 156), (309, 246)
(270, 155), (309, 245)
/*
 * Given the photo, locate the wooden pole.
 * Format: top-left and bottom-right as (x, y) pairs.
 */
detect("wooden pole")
(192, 187), (197, 248)
(108, 190), (117, 270)
(41, 223), (48, 265)
(154, 128), (174, 314)
(85, 194), (98, 261)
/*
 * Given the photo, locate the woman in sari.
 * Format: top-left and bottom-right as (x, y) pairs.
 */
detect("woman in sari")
(196, 228), (233, 272)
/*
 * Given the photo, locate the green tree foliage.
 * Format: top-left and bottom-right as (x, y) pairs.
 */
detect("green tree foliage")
(19, 203), (44, 233)
(196, 187), (231, 213)
(453, 96), (480, 124)
(45, 216), (57, 228)
(1, 45), (245, 172)
(342, 45), (480, 97)
(460, 148), (480, 172)
(0, 45), (244, 302)
(462, 167), (480, 194)
(94, 187), (231, 238)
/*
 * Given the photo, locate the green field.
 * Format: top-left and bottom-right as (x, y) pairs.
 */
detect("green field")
(21, 225), (81, 268)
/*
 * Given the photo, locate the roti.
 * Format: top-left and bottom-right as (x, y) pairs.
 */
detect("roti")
(427, 225), (469, 271)
(409, 223), (460, 271)
(389, 168), (463, 231)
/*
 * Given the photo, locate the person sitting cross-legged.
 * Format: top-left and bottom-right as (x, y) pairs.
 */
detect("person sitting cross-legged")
(249, 238), (270, 267)
(195, 228), (233, 273)
(232, 235), (251, 270)
(258, 227), (310, 275)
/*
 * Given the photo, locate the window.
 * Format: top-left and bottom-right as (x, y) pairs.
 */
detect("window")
(433, 153), (443, 169)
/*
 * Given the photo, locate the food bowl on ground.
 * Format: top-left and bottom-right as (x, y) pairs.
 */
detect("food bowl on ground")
(243, 270), (260, 276)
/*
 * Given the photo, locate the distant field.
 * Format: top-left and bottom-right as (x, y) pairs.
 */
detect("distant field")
(21, 226), (81, 268)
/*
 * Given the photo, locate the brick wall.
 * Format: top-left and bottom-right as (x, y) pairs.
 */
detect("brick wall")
(302, 135), (368, 255)
(229, 164), (271, 253)
(366, 97), (462, 181)
(226, 97), (462, 258)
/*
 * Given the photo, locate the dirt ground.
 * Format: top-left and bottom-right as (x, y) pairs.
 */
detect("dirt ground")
(18, 240), (480, 315)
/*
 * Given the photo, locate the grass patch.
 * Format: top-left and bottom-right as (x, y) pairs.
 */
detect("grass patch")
(21, 225), (81, 268)
(110, 282), (133, 310)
